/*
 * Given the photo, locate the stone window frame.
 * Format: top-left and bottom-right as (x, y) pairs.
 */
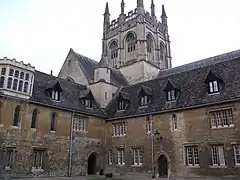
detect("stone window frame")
(112, 122), (126, 137)
(108, 149), (113, 165)
(0, 76), (5, 88)
(50, 112), (56, 132)
(146, 116), (151, 134)
(185, 145), (200, 167)
(209, 144), (226, 167)
(132, 148), (143, 166)
(109, 40), (118, 67)
(4, 147), (17, 170)
(126, 33), (137, 53)
(13, 105), (21, 128)
(32, 149), (45, 171)
(233, 145), (240, 166)
(146, 34), (153, 53)
(208, 107), (234, 129)
(172, 114), (178, 131)
(116, 148), (125, 165)
(1, 67), (6, 75)
(31, 108), (38, 129)
(73, 114), (88, 132)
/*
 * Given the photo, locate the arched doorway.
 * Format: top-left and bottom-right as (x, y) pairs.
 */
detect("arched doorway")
(87, 153), (97, 175)
(158, 155), (168, 177)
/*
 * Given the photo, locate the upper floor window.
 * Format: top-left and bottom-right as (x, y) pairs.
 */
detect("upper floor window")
(167, 89), (176, 101)
(172, 114), (178, 130)
(110, 41), (118, 62)
(18, 80), (23, 91)
(50, 112), (56, 132)
(118, 101), (126, 111)
(31, 108), (38, 129)
(20, 72), (24, 79)
(14, 70), (19, 78)
(233, 145), (240, 166)
(51, 90), (60, 101)
(185, 146), (199, 167)
(209, 109), (234, 128)
(83, 99), (92, 108)
(0, 76), (5, 88)
(160, 42), (165, 61)
(140, 95), (148, 106)
(73, 115), (87, 132)
(210, 145), (225, 166)
(13, 106), (21, 127)
(1, 67), (6, 75)
(23, 82), (28, 93)
(147, 34), (153, 53)
(7, 77), (12, 89)
(113, 122), (126, 137)
(25, 73), (30, 81)
(126, 33), (136, 53)
(9, 69), (14, 76)
(208, 80), (219, 94)
(13, 79), (18, 90)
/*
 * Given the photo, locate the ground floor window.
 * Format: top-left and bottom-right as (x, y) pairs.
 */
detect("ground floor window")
(108, 149), (113, 164)
(210, 145), (225, 166)
(133, 148), (143, 165)
(185, 146), (199, 166)
(32, 149), (45, 170)
(5, 148), (16, 169)
(234, 145), (240, 165)
(117, 149), (124, 165)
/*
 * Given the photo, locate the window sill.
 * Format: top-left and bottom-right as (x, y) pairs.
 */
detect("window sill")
(211, 125), (234, 129)
(208, 92), (220, 96)
(31, 168), (44, 172)
(50, 131), (56, 133)
(117, 163), (125, 167)
(139, 106), (148, 109)
(112, 135), (126, 138)
(117, 110), (125, 112)
(11, 125), (20, 129)
(186, 165), (200, 168)
(132, 164), (143, 167)
(210, 165), (226, 168)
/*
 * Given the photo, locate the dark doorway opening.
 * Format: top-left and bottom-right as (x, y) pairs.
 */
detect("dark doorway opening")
(88, 153), (97, 175)
(158, 155), (168, 178)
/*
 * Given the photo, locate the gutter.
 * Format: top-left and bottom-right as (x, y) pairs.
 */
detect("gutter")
(106, 97), (240, 121)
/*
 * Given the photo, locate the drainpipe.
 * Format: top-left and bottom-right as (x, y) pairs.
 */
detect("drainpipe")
(68, 111), (75, 177)
(150, 114), (155, 178)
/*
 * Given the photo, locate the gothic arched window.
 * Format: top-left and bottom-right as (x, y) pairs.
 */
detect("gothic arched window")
(160, 42), (165, 61)
(126, 33), (137, 53)
(147, 34), (153, 53)
(50, 112), (56, 131)
(110, 41), (118, 66)
(0, 76), (5, 88)
(1, 67), (6, 75)
(31, 108), (38, 128)
(13, 106), (21, 127)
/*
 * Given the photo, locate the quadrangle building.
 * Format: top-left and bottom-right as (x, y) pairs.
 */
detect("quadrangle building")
(1, 0), (240, 178)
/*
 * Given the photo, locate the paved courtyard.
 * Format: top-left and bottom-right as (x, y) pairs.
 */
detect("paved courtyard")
(1, 173), (239, 180)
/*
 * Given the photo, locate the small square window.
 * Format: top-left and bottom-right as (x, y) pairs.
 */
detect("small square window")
(208, 81), (219, 94)
(167, 89), (176, 101)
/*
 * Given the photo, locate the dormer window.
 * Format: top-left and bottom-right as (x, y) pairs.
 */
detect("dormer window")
(164, 80), (181, 102)
(208, 80), (219, 94)
(118, 101), (126, 110)
(83, 99), (92, 108)
(167, 89), (176, 101)
(140, 95), (148, 106)
(205, 71), (222, 95)
(51, 90), (60, 101)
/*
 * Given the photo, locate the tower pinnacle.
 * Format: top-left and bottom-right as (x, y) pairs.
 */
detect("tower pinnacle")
(161, 4), (167, 17)
(151, 0), (155, 16)
(121, 0), (125, 14)
(137, 0), (143, 7)
(104, 2), (110, 15)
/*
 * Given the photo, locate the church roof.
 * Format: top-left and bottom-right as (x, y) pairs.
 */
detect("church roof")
(30, 71), (105, 117)
(106, 49), (240, 120)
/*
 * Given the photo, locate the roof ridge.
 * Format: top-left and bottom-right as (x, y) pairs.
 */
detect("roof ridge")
(159, 48), (240, 78)
(71, 48), (98, 64)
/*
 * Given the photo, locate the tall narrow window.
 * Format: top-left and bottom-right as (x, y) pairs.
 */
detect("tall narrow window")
(31, 109), (37, 128)
(20, 72), (24, 79)
(172, 114), (178, 130)
(110, 41), (118, 66)
(14, 70), (19, 78)
(126, 33), (136, 53)
(160, 43), (165, 61)
(24, 82), (28, 93)
(18, 80), (23, 92)
(146, 116), (151, 133)
(147, 34), (153, 53)
(0, 76), (5, 88)
(12, 79), (18, 90)
(105, 92), (108, 100)
(108, 149), (113, 164)
(50, 113), (56, 132)
(167, 89), (176, 101)
(208, 80), (219, 94)
(133, 148), (143, 165)
(13, 106), (21, 127)
(25, 73), (29, 81)
(9, 69), (14, 76)
(185, 146), (199, 166)
(140, 95), (148, 106)
(7, 77), (12, 89)
(1, 67), (6, 75)
(5, 148), (16, 169)
(234, 145), (240, 165)
(117, 149), (125, 165)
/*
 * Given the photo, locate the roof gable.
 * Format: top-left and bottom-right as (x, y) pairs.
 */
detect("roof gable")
(204, 70), (223, 83)
(163, 80), (180, 92)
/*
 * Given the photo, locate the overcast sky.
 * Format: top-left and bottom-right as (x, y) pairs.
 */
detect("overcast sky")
(0, 0), (240, 75)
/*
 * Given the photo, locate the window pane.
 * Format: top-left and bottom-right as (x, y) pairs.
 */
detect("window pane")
(9, 69), (14, 76)
(0, 76), (5, 88)
(1, 67), (6, 75)
(209, 82), (213, 93)
(20, 72), (24, 79)
(7, 78), (12, 89)
(24, 82), (28, 93)
(25, 73), (29, 80)
(13, 79), (18, 90)
(14, 70), (19, 78)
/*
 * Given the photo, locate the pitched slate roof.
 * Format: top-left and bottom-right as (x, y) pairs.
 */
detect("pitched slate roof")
(71, 49), (98, 82)
(106, 50), (240, 120)
(31, 71), (105, 117)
